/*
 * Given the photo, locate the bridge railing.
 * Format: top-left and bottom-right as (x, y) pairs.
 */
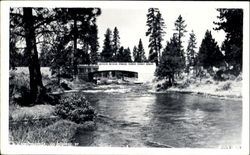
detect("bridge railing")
(97, 62), (155, 65)
(78, 64), (99, 67)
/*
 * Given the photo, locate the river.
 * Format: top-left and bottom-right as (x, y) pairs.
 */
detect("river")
(74, 84), (242, 148)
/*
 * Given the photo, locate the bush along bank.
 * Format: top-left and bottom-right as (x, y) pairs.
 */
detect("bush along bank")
(9, 71), (96, 146)
(154, 72), (242, 100)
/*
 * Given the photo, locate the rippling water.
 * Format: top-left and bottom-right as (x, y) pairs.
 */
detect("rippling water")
(75, 85), (242, 148)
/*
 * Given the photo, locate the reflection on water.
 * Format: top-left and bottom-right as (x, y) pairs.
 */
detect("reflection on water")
(75, 87), (242, 148)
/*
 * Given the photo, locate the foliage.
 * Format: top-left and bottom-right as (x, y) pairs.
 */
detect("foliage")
(123, 47), (132, 62)
(55, 93), (96, 124)
(10, 8), (61, 104)
(116, 46), (124, 62)
(89, 24), (100, 64)
(133, 46), (138, 62)
(173, 15), (187, 71)
(39, 44), (53, 67)
(177, 79), (192, 89)
(9, 98), (95, 145)
(235, 73), (242, 82)
(10, 7), (102, 104)
(146, 8), (166, 64)
(133, 39), (146, 62)
(9, 70), (59, 106)
(50, 33), (73, 83)
(9, 71), (30, 106)
(214, 9), (243, 74)
(101, 28), (113, 62)
(54, 8), (101, 75)
(116, 47), (132, 62)
(186, 30), (197, 74)
(156, 34), (181, 86)
(197, 30), (225, 70)
(112, 27), (120, 61)
(9, 119), (79, 145)
(216, 81), (232, 91)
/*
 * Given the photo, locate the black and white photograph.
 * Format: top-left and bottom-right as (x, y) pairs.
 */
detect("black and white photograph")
(1, 1), (249, 155)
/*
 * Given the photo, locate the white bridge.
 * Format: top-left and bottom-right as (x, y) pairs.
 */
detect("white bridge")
(78, 62), (156, 83)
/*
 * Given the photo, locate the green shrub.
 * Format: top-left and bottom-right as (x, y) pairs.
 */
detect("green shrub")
(235, 73), (242, 82)
(177, 79), (193, 89)
(216, 82), (232, 91)
(10, 70), (59, 106)
(55, 93), (96, 124)
(9, 71), (32, 106)
(222, 82), (232, 90)
(9, 71), (29, 97)
(177, 82), (189, 89)
(156, 81), (171, 91)
(205, 79), (213, 84)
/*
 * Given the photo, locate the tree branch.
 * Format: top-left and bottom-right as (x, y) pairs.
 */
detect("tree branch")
(10, 13), (23, 18)
(13, 32), (25, 37)
(34, 17), (55, 29)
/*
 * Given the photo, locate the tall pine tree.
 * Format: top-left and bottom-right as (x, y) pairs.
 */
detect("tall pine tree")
(89, 24), (100, 64)
(101, 28), (113, 62)
(10, 8), (58, 104)
(134, 39), (146, 62)
(56, 8), (101, 75)
(112, 27), (120, 61)
(116, 47), (132, 62)
(156, 34), (180, 86)
(214, 9), (243, 74)
(198, 30), (225, 71)
(117, 46), (124, 62)
(123, 47), (132, 62)
(50, 34), (72, 84)
(186, 30), (197, 74)
(146, 8), (166, 65)
(174, 15), (187, 73)
(133, 46), (138, 62)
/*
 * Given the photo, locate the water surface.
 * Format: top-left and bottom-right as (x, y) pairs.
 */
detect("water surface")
(75, 85), (242, 148)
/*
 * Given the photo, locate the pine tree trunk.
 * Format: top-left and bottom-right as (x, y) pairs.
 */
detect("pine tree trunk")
(23, 8), (44, 104)
(73, 17), (78, 77)
(57, 67), (61, 85)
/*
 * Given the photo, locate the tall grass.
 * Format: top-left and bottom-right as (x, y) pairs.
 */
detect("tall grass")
(9, 120), (79, 145)
(10, 104), (55, 121)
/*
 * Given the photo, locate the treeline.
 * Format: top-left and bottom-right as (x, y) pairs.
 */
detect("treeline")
(145, 8), (243, 85)
(100, 27), (147, 62)
(10, 8), (101, 104)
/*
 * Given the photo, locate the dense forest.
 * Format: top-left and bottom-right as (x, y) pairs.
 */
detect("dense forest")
(10, 7), (243, 103)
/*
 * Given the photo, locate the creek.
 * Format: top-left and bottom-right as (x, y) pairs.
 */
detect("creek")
(74, 84), (242, 148)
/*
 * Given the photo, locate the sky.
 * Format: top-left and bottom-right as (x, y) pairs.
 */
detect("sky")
(96, 8), (226, 57)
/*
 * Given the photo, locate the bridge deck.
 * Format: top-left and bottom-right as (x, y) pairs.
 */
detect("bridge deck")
(78, 62), (156, 82)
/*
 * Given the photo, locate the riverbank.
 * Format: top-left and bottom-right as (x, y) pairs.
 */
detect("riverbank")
(9, 68), (96, 145)
(9, 101), (96, 145)
(9, 104), (76, 145)
(152, 74), (242, 101)
(58, 79), (242, 101)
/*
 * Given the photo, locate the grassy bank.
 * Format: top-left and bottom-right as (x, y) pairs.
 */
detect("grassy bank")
(153, 74), (242, 100)
(9, 68), (96, 145)
(9, 103), (95, 145)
